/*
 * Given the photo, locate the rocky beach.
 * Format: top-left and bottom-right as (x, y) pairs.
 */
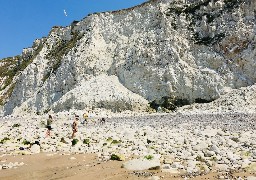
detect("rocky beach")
(1, 0), (256, 179)
(0, 111), (256, 179)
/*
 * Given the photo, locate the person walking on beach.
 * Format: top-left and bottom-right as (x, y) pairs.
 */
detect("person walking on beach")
(46, 115), (53, 137)
(82, 112), (88, 125)
(71, 115), (79, 139)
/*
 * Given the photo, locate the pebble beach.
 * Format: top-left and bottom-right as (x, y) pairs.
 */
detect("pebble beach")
(0, 112), (256, 179)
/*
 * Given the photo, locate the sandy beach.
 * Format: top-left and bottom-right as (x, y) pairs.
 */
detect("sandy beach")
(0, 152), (255, 180)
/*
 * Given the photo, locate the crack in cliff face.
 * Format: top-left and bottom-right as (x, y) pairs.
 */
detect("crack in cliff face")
(0, 0), (256, 115)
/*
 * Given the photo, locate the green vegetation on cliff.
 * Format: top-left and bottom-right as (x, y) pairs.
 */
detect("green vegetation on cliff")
(43, 31), (84, 82)
(0, 40), (44, 105)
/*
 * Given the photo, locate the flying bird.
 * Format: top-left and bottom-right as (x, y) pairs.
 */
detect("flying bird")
(64, 9), (67, 16)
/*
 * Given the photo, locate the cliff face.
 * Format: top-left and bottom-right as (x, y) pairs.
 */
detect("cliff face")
(1, 0), (256, 115)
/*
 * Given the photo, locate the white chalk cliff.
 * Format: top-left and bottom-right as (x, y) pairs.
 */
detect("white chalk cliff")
(0, 0), (256, 115)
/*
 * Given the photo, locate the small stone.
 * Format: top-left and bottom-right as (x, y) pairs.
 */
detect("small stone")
(209, 145), (220, 154)
(30, 144), (40, 154)
(219, 175), (225, 179)
(162, 164), (171, 169)
(163, 156), (174, 164)
(162, 167), (180, 174)
(186, 167), (194, 174)
(215, 164), (229, 172)
(202, 128), (217, 137)
(193, 142), (208, 151)
(148, 176), (160, 180)
(204, 150), (215, 157)
(187, 160), (197, 169)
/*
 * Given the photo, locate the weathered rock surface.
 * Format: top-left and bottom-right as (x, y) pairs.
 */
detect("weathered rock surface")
(0, 112), (255, 175)
(179, 84), (256, 113)
(0, 0), (255, 115)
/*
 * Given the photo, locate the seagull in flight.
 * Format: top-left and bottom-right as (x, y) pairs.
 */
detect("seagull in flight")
(64, 9), (68, 16)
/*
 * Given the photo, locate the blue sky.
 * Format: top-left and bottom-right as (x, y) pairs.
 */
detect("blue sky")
(0, 0), (147, 59)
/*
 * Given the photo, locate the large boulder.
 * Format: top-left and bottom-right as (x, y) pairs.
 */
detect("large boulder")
(122, 158), (160, 171)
